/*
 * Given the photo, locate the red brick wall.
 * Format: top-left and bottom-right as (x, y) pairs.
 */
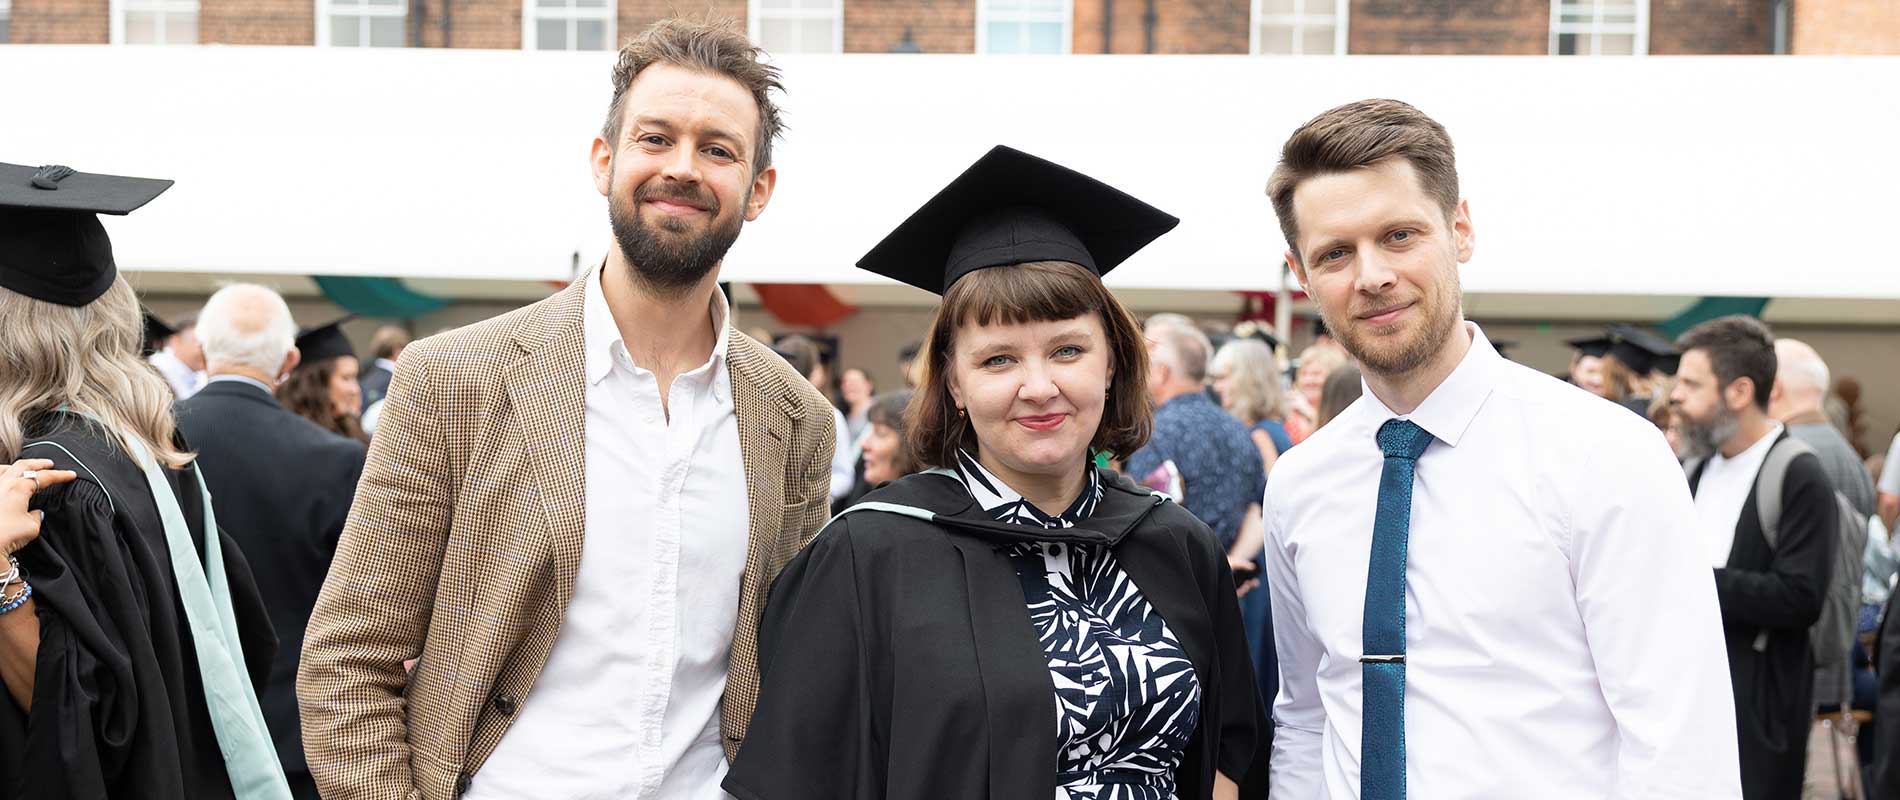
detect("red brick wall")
(410, 0), (520, 48)
(615, 2), (746, 50)
(200, 0), (313, 43)
(1350, 0), (1549, 54)
(1649, 0), (1771, 54)
(843, 0), (974, 53)
(10, 0), (110, 42)
(1793, 0), (1900, 54)
(1072, 0), (1248, 54)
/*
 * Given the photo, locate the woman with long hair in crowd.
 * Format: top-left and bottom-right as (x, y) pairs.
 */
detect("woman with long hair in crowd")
(838, 368), (876, 445)
(1315, 361), (1364, 429)
(0, 165), (286, 799)
(277, 320), (368, 443)
(727, 147), (1260, 800)
(1209, 337), (1293, 477)
(1287, 343), (1346, 443)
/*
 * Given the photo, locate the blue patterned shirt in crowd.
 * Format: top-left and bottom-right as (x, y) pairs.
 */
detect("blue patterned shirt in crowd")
(953, 450), (1203, 800)
(1124, 391), (1267, 549)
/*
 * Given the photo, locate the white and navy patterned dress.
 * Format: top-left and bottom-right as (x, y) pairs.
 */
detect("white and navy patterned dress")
(954, 451), (1202, 800)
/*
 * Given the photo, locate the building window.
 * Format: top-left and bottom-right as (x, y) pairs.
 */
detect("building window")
(114, 0), (199, 44)
(978, 0), (1071, 55)
(319, 0), (407, 46)
(1252, 0), (1346, 55)
(523, 0), (612, 51)
(1550, 0), (1646, 55)
(749, 0), (841, 54)
(1, 0), (12, 44)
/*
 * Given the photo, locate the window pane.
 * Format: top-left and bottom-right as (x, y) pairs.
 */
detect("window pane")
(536, 17), (567, 49)
(760, 0), (797, 8)
(1025, 20), (1061, 53)
(1260, 0), (1295, 14)
(575, 18), (605, 50)
(799, 18), (833, 52)
(574, 0), (608, 8)
(369, 14), (404, 45)
(1597, 32), (1634, 54)
(1, 15), (11, 44)
(330, 0), (363, 9)
(758, 18), (797, 52)
(167, 11), (196, 43)
(368, 0), (403, 7)
(535, 0), (564, 8)
(332, 13), (361, 44)
(798, 0), (835, 9)
(126, 10), (158, 42)
(1256, 23), (1293, 53)
(985, 21), (1020, 53)
(1301, 23), (1333, 54)
(1556, 31), (1581, 54)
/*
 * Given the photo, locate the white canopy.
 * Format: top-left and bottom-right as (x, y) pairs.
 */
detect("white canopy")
(5, 46), (1896, 298)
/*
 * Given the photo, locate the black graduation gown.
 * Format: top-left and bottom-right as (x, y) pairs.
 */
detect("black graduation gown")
(176, 380), (366, 799)
(1689, 433), (1836, 800)
(1872, 593), (1900, 799)
(724, 468), (1264, 800)
(0, 412), (276, 800)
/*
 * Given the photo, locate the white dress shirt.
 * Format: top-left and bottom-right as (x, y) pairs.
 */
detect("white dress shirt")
(828, 406), (853, 502)
(1263, 323), (1740, 799)
(1691, 423), (1782, 568)
(466, 269), (749, 800)
(149, 348), (205, 399)
(1880, 433), (1900, 495)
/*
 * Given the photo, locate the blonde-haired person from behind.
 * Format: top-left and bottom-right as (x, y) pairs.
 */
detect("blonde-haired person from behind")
(0, 163), (287, 799)
(1209, 337), (1293, 477)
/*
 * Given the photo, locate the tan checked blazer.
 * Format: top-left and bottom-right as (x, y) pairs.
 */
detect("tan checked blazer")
(296, 278), (835, 800)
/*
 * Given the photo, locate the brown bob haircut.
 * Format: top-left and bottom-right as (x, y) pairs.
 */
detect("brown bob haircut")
(907, 261), (1152, 470)
(603, 18), (786, 176)
(1266, 98), (1459, 262)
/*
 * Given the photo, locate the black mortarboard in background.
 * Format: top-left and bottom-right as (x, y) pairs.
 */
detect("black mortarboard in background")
(1605, 323), (1678, 376)
(142, 308), (177, 357)
(1565, 335), (1612, 359)
(296, 317), (358, 366)
(0, 163), (174, 307)
(855, 146), (1179, 295)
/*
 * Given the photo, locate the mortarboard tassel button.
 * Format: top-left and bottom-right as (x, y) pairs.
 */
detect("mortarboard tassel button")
(31, 165), (76, 191)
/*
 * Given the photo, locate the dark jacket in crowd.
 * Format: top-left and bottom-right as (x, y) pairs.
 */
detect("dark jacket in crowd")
(1689, 430), (1838, 800)
(1874, 593), (1900, 798)
(176, 378), (367, 800)
(358, 359), (394, 414)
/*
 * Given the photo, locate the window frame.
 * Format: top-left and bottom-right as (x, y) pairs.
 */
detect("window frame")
(1250, 0), (1349, 55)
(1548, 0), (1648, 56)
(110, 0), (201, 45)
(520, 0), (615, 52)
(975, 0), (1073, 55)
(747, 0), (844, 55)
(316, 0), (409, 47)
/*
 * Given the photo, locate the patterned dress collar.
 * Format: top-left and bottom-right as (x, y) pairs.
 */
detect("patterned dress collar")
(953, 449), (1102, 529)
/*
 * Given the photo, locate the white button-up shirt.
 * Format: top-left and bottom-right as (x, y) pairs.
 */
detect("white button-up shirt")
(1691, 423), (1783, 567)
(1264, 323), (1740, 799)
(467, 268), (750, 800)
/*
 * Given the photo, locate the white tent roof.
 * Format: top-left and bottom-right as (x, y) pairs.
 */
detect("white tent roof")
(6, 46), (1896, 298)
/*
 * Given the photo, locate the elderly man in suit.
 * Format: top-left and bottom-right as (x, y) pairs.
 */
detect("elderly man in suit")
(296, 20), (834, 800)
(175, 283), (367, 800)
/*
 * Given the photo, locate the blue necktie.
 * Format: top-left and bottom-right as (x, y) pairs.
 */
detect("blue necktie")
(1362, 418), (1433, 800)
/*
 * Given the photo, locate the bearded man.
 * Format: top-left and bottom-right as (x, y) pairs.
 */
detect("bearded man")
(296, 20), (836, 800)
(1258, 99), (1742, 799)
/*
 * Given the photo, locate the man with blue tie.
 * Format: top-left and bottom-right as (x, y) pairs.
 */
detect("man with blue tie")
(1258, 99), (1742, 798)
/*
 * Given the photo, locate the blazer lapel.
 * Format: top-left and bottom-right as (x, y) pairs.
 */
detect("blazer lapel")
(504, 280), (590, 606)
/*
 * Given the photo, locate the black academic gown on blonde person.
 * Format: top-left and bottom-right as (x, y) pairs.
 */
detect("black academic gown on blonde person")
(724, 468), (1265, 800)
(0, 412), (275, 800)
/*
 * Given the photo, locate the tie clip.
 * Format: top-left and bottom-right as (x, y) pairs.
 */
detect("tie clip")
(1359, 654), (1405, 664)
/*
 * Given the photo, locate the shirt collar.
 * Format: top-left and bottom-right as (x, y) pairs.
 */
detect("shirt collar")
(953, 448), (1103, 529)
(583, 264), (733, 394)
(1354, 321), (1501, 449)
(207, 374), (277, 395)
(375, 357), (398, 373)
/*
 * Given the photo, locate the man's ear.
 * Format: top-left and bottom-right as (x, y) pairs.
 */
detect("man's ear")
(280, 347), (303, 383)
(1726, 376), (1756, 413)
(1451, 198), (1475, 263)
(744, 165), (777, 222)
(1283, 250), (1309, 295)
(590, 135), (615, 198)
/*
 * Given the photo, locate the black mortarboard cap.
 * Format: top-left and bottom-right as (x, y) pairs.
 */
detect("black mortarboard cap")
(143, 308), (177, 357)
(0, 164), (174, 307)
(855, 146), (1179, 295)
(1565, 335), (1612, 359)
(1605, 324), (1677, 375)
(295, 317), (357, 366)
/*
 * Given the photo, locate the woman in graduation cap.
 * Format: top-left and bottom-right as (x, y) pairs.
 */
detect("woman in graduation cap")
(0, 164), (288, 798)
(724, 147), (1261, 800)
(277, 320), (368, 443)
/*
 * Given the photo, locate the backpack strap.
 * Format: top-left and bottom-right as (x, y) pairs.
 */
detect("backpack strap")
(1753, 435), (1815, 552)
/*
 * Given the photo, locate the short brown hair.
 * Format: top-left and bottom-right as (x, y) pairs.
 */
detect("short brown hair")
(603, 18), (786, 176)
(907, 261), (1152, 470)
(370, 324), (411, 361)
(1675, 315), (1777, 411)
(1267, 99), (1459, 260)
(775, 334), (822, 381)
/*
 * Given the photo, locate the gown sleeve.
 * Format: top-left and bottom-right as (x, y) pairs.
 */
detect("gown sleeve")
(216, 528), (277, 695)
(1193, 515), (1266, 786)
(1, 480), (163, 800)
(723, 520), (883, 800)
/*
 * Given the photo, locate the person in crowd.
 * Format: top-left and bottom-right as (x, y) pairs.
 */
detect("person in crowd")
(1878, 432), (1900, 532)
(1876, 590), (1900, 799)
(298, 21), (834, 800)
(358, 324), (410, 412)
(1288, 343), (1347, 443)
(174, 284), (367, 800)
(1673, 315), (1837, 798)
(1563, 334), (1608, 394)
(1209, 337), (1292, 477)
(1313, 361), (1363, 429)
(277, 319), (368, 443)
(897, 339), (922, 390)
(857, 390), (914, 487)
(1772, 338), (1875, 521)
(778, 335), (856, 505)
(146, 313), (207, 400)
(1597, 324), (1677, 417)
(727, 146), (1261, 800)
(0, 163), (288, 798)
(838, 367), (875, 444)
(1261, 100), (1739, 798)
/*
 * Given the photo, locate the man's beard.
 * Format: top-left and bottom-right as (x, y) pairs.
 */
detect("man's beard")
(1322, 261), (1463, 377)
(609, 178), (745, 300)
(1676, 402), (1740, 462)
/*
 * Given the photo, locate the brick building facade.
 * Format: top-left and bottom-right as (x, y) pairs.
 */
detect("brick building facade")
(2, 0), (1895, 54)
